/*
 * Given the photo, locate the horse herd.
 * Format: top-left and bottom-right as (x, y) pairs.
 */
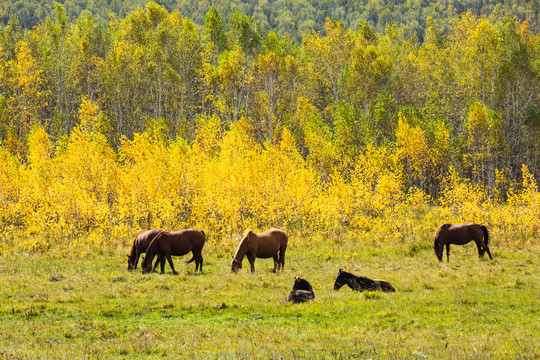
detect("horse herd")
(127, 223), (493, 303)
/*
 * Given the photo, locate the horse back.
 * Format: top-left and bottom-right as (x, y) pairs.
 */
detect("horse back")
(293, 277), (313, 292)
(135, 229), (163, 251)
(444, 223), (484, 245)
(254, 229), (287, 257)
(155, 229), (206, 255)
(373, 279), (396, 292)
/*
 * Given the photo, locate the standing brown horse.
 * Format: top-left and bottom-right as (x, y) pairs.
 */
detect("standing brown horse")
(231, 229), (288, 273)
(141, 229), (205, 274)
(434, 223), (493, 262)
(127, 229), (163, 271)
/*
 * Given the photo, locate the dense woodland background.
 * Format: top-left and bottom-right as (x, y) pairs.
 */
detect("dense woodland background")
(2, 0), (539, 41)
(0, 1), (539, 244)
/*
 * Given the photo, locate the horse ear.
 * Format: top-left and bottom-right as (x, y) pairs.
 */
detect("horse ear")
(339, 268), (343, 273)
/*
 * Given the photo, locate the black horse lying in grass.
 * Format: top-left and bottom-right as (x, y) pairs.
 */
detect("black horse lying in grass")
(334, 269), (395, 292)
(285, 277), (315, 303)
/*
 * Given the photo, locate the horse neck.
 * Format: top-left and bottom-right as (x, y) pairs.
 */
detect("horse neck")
(233, 238), (250, 262)
(128, 241), (137, 260)
(144, 236), (161, 265)
(344, 273), (361, 289)
(334, 273), (347, 289)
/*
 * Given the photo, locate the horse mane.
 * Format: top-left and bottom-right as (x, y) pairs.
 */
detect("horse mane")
(434, 224), (451, 246)
(128, 230), (144, 260)
(338, 269), (353, 277)
(233, 230), (253, 259)
(128, 240), (137, 260)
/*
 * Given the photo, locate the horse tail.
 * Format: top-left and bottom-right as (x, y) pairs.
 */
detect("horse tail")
(200, 230), (206, 244)
(481, 225), (489, 246)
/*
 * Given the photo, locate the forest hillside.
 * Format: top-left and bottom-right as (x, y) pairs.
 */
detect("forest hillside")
(1, 0), (539, 41)
(0, 2), (539, 246)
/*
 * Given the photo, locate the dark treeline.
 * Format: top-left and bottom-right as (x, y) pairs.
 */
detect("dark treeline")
(0, 2), (539, 200)
(1, 0), (539, 41)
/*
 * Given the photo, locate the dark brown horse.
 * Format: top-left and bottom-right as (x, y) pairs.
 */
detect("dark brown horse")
(141, 229), (205, 274)
(231, 229), (288, 273)
(285, 277), (315, 303)
(127, 229), (163, 271)
(434, 223), (493, 262)
(334, 269), (395, 292)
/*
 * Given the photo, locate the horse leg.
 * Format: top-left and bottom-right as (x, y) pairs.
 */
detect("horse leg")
(485, 246), (493, 260)
(446, 243), (450, 262)
(134, 250), (141, 269)
(165, 255), (178, 275)
(475, 240), (484, 259)
(247, 254), (256, 273)
(478, 240), (493, 260)
(272, 255), (279, 273)
(279, 253), (286, 271)
(197, 254), (203, 273)
(159, 255), (166, 274)
(152, 255), (161, 272)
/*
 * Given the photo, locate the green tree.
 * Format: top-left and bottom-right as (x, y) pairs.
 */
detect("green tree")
(204, 5), (228, 54)
(228, 11), (262, 57)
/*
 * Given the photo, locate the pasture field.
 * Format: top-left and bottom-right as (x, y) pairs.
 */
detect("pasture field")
(0, 233), (538, 359)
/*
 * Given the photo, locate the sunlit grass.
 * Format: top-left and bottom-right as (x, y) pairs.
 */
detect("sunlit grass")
(0, 233), (538, 359)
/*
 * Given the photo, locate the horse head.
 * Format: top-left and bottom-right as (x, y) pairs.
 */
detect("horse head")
(141, 255), (152, 274)
(334, 269), (346, 290)
(127, 254), (136, 271)
(433, 224), (451, 262)
(231, 257), (242, 273)
(433, 238), (443, 261)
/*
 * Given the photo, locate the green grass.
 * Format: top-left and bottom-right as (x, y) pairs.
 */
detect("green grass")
(0, 236), (538, 359)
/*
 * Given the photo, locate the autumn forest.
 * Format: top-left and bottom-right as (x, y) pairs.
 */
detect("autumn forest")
(0, 2), (539, 251)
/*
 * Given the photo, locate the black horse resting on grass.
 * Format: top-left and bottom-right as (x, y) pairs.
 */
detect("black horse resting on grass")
(285, 277), (315, 303)
(333, 269), (395, 292)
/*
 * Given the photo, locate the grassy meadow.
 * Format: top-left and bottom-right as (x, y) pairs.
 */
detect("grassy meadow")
(0, 231), (538, 359)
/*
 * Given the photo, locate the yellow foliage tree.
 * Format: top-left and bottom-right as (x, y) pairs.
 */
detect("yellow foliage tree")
(1, 41), (49, 154)
(394, 113), (429, 190)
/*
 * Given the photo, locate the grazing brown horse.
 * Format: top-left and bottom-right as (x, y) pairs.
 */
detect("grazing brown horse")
(127, 229), (163, 271)
(434, 223), (493, 262)
(141, 229), (205, 274)
(231, 229), (288, 273)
